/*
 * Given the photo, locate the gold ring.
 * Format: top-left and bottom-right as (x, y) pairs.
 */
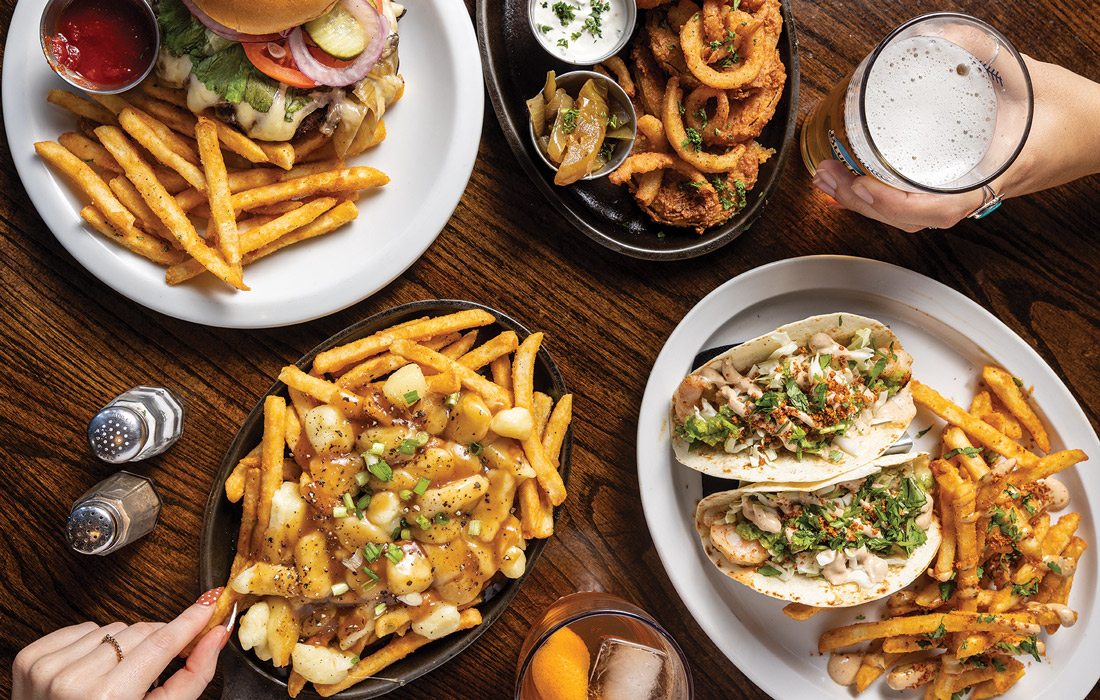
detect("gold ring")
(101, 633), (124, 662)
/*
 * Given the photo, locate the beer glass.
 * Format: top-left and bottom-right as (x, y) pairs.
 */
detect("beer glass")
(800, 13), (1032, 194)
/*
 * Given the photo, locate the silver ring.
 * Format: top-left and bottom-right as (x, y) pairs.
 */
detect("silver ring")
(101, 633), (124, 663)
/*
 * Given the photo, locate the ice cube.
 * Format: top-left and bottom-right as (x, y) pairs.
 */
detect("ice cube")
(589, 636), (667, 700)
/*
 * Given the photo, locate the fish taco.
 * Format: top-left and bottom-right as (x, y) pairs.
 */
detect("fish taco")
(695, 452), (941, 607)
(671, 313), (916, 483)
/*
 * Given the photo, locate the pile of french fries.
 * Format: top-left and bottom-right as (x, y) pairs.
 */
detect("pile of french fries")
(788, 365), (1089, 698)
(35, 82), (392, 290)
(199, 309), (572, 696)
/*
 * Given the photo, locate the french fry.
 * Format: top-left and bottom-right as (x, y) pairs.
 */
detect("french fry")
(931, 488), (955, 582)
(818, 612), (1041, 652)
(491, 356), (512, 398)
(109, 176), (173, 241)
(542, 394), (573, 468)
(87, 93), (130, 115)
(94, 126), (246, 289)
(522, 433), (566, 507)
(242, 200), (358, 265)
(118, 108), (206, 190)
(983, 366), (1050, 452)
(457, 331), (519, 371)
(132, 94), (271, 164)
(970, 657), (1025, 699)
(80, 206), (185, 265)
(196, 117), (241, 272)
(35, 141), (136, 233)
(278, 365), (390, 425)
(314, 608), (482, 696)
(58, 132), (120, 174)
(230, 166), (388, 213)
(911, 380), (1039, 468)
(245, 200), (305, 216)
(138, 80), (189, 108)
(47, 89), (117, 124)
(943, 427), (990, 481)
(175, 169), (283, 211)
(224, 445), (261, 503)
(260, 141), (295, 170)
(1010, 449), (1087, 486)
(251, 396), (286, 554)
(131, 108), (201, 164)
(781, 603), (823, 621)
(518, 477), (553, 539)
(292, 130), (329, 161)
(532, 392), (553, 437)
(882, 634), (941, 653)
(511, 332), (543, 410)
(315, 309), (495, 374)
(440, 330), (479, 360)
(389, 340), (511, 411)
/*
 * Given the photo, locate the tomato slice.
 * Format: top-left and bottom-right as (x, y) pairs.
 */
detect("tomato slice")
(243, 42), (318, 89)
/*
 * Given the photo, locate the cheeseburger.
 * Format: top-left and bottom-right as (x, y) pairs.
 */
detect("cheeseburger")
(155, 0), (404, 154)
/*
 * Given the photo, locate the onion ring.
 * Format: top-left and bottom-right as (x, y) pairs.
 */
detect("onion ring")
(680, 10), (775, 90)
(631, 41), (668, 117)
(596, 56), (636, 98)
(634, 114), (672, 204)
(663, 77), (751, 172)
(609, 152), (712, 187)
(683, 86), (730, 143)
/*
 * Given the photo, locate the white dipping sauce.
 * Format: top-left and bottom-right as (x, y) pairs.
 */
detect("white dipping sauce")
(531, 0), (628, 63)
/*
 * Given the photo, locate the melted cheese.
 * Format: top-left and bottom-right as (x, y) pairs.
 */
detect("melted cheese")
(156, 50), (193, 88)
(185, 76), (316, 142)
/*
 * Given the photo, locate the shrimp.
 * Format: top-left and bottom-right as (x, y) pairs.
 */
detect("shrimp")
(673, 374), (711, 421)
(710, 523), (769, 565)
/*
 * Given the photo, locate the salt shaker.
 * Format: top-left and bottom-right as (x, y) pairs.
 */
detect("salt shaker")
(87, 386), (185, 463)
(66, 471), (162, 555)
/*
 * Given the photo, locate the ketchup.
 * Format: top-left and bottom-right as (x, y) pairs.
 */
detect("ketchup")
(47, 0), (156, 89)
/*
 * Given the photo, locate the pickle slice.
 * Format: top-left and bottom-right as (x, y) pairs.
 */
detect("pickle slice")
(305, 5), (368, 60)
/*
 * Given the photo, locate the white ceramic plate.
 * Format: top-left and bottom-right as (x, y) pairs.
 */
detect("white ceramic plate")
(3, 0), (482, 328)
(637, 255), (1100, 699)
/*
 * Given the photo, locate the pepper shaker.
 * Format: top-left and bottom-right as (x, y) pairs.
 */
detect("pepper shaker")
(87, 386), (185, 463)
(66, 471), (162, 555)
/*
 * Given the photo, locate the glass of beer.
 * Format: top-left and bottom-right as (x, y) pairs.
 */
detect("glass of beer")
(515, 592), (693, 700)
(800, 12), (1033, 193)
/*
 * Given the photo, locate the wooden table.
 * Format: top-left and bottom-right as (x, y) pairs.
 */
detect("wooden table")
(1, 0), (1097, 697)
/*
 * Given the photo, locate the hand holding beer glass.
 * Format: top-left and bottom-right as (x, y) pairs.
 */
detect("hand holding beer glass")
(803, 12), (1100, 232)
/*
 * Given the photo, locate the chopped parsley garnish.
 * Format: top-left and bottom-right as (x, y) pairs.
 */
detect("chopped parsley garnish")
(757, 564), (782, 577)
(539, 24), (552, 33)
(694, 106), (709, 130)
(551, 1), (576, 24)
(944, 446), (983, 460)
(560, 108), (580, 134)
(939, 580), (956, 601)
(915, 426), (932, 438)
(1011, 577), (1039, 597)
(682, 127), (703, 151)
(1047, 560), (1062, 575)
(928, 620), (947, 640)
(556, 37), (569, 48)
(598, 142), (614, 161)
(677, 405), (742, 448)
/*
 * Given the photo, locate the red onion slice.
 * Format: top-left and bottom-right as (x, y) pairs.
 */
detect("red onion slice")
(287, 0), (388, 88)
(180, 0), (282, 42)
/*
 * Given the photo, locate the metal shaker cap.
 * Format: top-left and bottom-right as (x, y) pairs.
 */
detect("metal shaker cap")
(88, 406), (147, 463)
(67, 503), (118, 555)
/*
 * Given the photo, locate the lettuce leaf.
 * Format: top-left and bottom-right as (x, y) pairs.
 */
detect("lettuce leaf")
(158, 0), (209, 58)
(190, 44), (314, 120)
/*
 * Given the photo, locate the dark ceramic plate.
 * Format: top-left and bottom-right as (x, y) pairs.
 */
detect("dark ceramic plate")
(476, 0), (800, 260)
(200, 300), (572, 698)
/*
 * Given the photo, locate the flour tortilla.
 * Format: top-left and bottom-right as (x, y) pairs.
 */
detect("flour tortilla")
(695, 453), (940, 607)
(672, 313), (915, 483)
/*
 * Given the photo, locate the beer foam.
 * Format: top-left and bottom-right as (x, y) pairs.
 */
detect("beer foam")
(863, 36), (997, 187)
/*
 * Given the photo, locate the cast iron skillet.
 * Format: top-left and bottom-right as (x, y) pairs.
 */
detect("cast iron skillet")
(200, 300), (573, 698)
(476, 0), (800, 260)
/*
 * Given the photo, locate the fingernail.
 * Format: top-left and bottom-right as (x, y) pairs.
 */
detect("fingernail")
(195, 587), (223, 607)
(218, 626), (232, 650)
(852, 182), (875, 206)
(813, 176), (836, 198)
(816, 169), (838, 193)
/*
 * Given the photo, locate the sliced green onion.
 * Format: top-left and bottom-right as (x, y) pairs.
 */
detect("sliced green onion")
(469, 442), (483, 455)
(400, 528), (411, 541)
(434, 513), (450, 525)
(391, 525), (403, 540)
(361, 580), (377, 591)
(385, 546), (405, 564)
(370, 441), (386, 455)
(357, 493), (372, 510)
(468, 519), (482, 537)
(363, 542), (382, 562)
(415, 514), (431, 530)
(398, 432), (430, 455)
(343, 493), (356, 512)
(368, 460), (392, 482)
(331, 582), (350, 596)
(403, 389), (420, 404)
(362, 452), (380, 466)
(399, 489), (413, 501)
(413, 477), (431, 495)
(332, 506), (348, 519)
(362, 566), (380, 581)
(444, 392), (460, 408)
(348, 654), (360, 668)
(354, 471), (371, 487)
(374, 602), (387, 616)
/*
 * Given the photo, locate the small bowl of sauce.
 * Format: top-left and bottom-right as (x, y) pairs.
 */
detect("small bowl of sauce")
(40, 0), (160, 94)
(528, 0), (636, 65)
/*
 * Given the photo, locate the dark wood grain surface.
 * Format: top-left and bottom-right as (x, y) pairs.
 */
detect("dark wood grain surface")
(1, 0), (1098, 698)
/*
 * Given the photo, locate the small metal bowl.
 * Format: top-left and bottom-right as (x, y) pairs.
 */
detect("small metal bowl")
(40, 0), (160, 95)
(527, 0), (636, 65)
(528, 70), (637, 182)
